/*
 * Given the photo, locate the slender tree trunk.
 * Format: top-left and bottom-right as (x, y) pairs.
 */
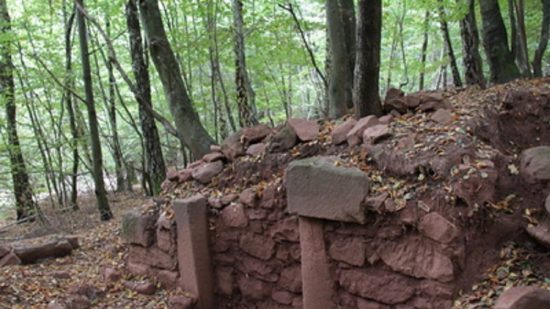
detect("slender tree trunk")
(0, 0), (38, 221)
(508, 0), (518, 59)
(340, 0), (355, 108)
(438, 0), (462, 87)
(513, 0), (531, 76)
(104, 20), (125, 192)
(138, 0), (214, 158)
(63, 1), (79, 209)
(459, 0), (486, 88)
(533, 0), (550, 77)
(480, 0), (521, 83)
(76, 0), (112, 221)
(419, 11), (430, 90)
(353, 0), (382, 117)
(126, 0), (166, 195)
(327, 0), (352, 118)
(231, 0), (258, 127)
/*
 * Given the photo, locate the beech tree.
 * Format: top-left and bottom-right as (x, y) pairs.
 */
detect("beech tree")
(138, 0), (214, 158)
(480, 0), (521, 83)
(533, 0), (550, 77)
(353, 0), (382, 117)
(0, 0), (37, 221)
(76, 0), (113, 221)
(459, 0), (486, 88)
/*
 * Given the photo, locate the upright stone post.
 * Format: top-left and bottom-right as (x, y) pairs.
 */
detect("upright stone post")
(286, 157), (369, 309)
(173, 195), (215, 309)
(299, 217), (335, 309)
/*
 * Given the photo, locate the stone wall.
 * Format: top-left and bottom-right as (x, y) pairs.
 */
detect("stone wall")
(122, 158), (482, 308)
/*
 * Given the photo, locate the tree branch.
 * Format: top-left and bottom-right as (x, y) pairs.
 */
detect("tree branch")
(278, 2), (327, 89)
(74, 1), (184, 142)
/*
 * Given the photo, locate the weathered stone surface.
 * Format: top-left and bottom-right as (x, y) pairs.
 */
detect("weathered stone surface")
(216, 267), (234, 296)
(101, 267), (121, 282)
(51, 270), (71, 279)
(286, 157), (369, 223)
(238, 255), (278, 282)
(418, 212), (458, 244)
(272, 290), (294, 305)
(220, 203), (249, 228)
(221, 193), (238, 205)
(121, 210), (156, 247)
(404, 94), (422, 109)
(202, 152), (225, 163)
(157, 229), (176, 254)
(246, 143), (267, 156)
(376, 236), (454, 282)
(357, 299), (391, 309)
(431, 109), (453, 125)
(14, 239), (74, 264)
(346, 116), (380, 146)
(338, 269), (415, 305)
(378, 115), (393, 125)
(239, 232), (276, 260)
(238, 275), (270, 300)
(177, 169), (193, 183)
(192, 161), (224, 184)
(128, 246), (177, 270)
(124, 280), (156, 295)
(221, 132), (245, 160)
(157, 270), (179, 287)
(269, 217), (300, 242)
(520, 146), (550, 183)
(268, 125), (297, 152)
(363, 124), (390, 145)
(332, 118), (357, 145)
(68, 283), (99, 300)
(526, 219), (550, 248)
(0, 245), (11, 258)
(168, 295), (196, 309)
(299, 217), (334, 308)
(242, 124), (272, 144)
(0, 252), (21, 267)
(239, 188), (257, 207)
(173, 195), (214, 309)
(127, 262), (150, 276)
(288, 118), (319, 142)
(278, 265), (302, 293)
(328, 236), (365, 266)
(494, 286), (550, 309)
(384, 88), (407, 113)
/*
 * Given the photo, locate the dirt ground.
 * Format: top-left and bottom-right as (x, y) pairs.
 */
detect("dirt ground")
(0, 192), (183, 309)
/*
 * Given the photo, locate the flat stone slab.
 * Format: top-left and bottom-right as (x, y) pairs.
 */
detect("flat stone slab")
(286, 156), (369, 224)
(495, 286), (550, 309)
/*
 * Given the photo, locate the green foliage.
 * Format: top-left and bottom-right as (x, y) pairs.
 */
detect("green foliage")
(0, 0), (546, 217)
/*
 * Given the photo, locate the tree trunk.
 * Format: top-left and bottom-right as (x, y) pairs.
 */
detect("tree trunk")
(138, 0), (214, 158)
(419, 11), (430, 90)
(327, 0), (352, 118)
(63, 0), (79, 209)
(513, 0), (531, 76)
(533, 0), (550, 77)
(353, 0), (382, 117)
(126, 0), (166, 196)
(231, 0), (258, 127)
(459, 0), (486, 88)
(105, 20), (125, 192)
(438, 0), (462, 87)
(0, 0), (38, 221)
(340, 0), (355, 108)
(76, 0), (112, 221)
(480, 0), (521, 83)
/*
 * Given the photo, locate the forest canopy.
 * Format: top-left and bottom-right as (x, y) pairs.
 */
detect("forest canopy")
(0, 0), (547, 221)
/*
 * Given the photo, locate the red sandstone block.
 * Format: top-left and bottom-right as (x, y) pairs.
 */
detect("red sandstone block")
(173, 195), (215, 309)
(299, 217), (335, 309)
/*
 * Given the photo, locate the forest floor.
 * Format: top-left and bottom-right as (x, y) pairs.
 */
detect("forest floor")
(0, 192), (189, 308)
